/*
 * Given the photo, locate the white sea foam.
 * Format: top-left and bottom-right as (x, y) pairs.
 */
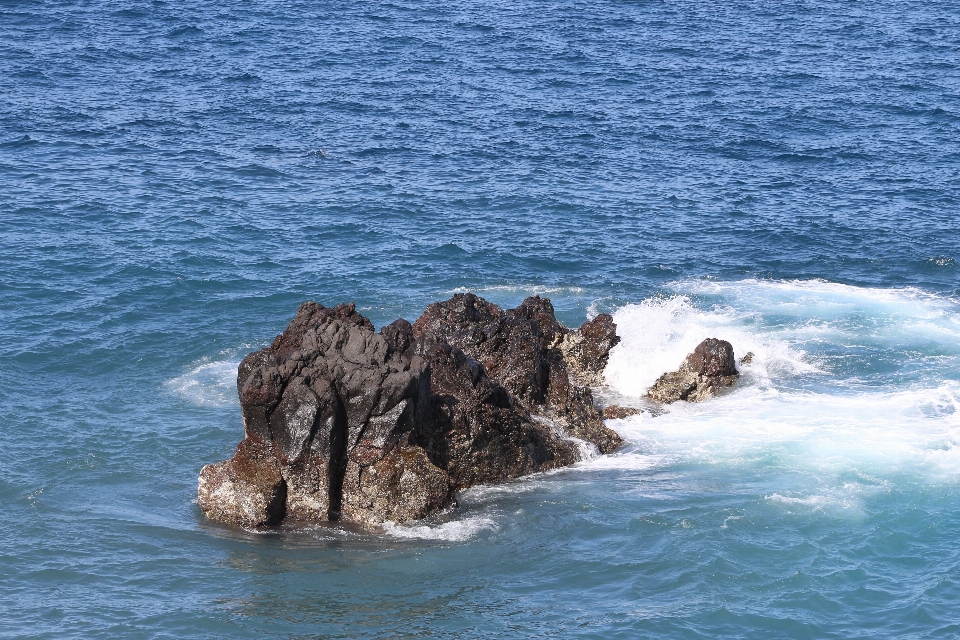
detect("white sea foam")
(604, 293), (818, 398)
(574, 450), (666, 472)
(458, 481), (548, 504)
(166, 355), (243, 407)
(569, 437), (601, 462)
(764, 492), (861, 514)
(531, 414), (602, 463)
(594, 280), (960, 483)
(382, 516), (499, 541)
(603, 302), (767, 400)
(604, 381), (960, 484)
(763, 480), (881, 518)
(679, 278), (958, 319)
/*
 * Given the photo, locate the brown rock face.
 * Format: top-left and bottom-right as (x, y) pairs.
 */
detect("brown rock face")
(647, 338), (740, 404)
(198, 293), (624, 530)
(601, 405), (643, 420)
(560, 313), (621, 387)
(197, 439), (287, 528)
(421, 341), (578, 489)
(232, 301), (444, 528)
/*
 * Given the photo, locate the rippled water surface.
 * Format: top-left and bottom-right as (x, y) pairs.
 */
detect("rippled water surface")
(3, 1), (960, 637)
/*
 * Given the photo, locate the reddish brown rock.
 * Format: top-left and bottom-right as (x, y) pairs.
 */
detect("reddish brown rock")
(197, 438), (287, 528)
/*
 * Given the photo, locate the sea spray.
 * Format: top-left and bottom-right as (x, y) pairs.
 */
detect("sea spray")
(594, 280), (960, 488)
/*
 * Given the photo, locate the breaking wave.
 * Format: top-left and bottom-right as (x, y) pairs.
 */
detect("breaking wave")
(593, 280), (960, 483)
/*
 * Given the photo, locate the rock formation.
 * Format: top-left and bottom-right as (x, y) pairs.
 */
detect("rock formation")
(647, 338), (740, 404)
(198, 294), (623, 530)
(559, 313), (620, 387)
(601, 405), (643, 420)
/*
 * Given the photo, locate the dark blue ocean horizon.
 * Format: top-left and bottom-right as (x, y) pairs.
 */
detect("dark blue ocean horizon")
(3, 1), (960, 637)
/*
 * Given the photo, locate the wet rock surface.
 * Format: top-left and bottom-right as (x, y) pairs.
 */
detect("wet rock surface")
(198, 294), (623, 530)
(601, 405), (643, 420)
(647, 338), (740, 404)
(560, 313), (620, 387)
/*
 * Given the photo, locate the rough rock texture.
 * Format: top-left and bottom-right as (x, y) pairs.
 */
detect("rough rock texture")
(412, 294), (623, 456)
(198, 439), (286, 528)
(198, 294), (624, 530)
(601, 405), (643, 420)
(421, 340), (579, 489)
(647, 338), (740, 404)
(560, 313), (621, 387)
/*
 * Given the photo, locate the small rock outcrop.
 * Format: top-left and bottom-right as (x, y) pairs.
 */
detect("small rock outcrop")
(647, 338), (739, 404)
(601, 405), (643, 420)
(198, 294), (624, 530)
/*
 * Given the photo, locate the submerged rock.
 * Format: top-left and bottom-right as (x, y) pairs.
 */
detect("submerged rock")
(198, 294), (623, 530)
(647, 338), (740, 404)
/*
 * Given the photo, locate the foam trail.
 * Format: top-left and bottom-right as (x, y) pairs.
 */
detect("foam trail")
(167, 356), (242, 407)
(448, 284), (586, 297)
(382, 516), (499, 541)
(610, 383), (960, 476)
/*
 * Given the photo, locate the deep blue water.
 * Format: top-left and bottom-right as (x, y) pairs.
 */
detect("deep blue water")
(3, 1), (960, 637)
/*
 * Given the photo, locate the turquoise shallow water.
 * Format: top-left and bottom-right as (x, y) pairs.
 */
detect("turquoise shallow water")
(3, 1), (960, 637)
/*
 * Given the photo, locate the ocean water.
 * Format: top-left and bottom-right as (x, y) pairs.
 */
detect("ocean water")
(3, 0), (960, 637)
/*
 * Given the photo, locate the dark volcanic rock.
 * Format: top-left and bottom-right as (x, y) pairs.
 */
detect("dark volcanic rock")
(199, 301), (448, 528)
(422, 341), (578, 489)
(412, 294), (623, 454)
(647, 338), (740, 404)
(198, 294), (624, 530)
